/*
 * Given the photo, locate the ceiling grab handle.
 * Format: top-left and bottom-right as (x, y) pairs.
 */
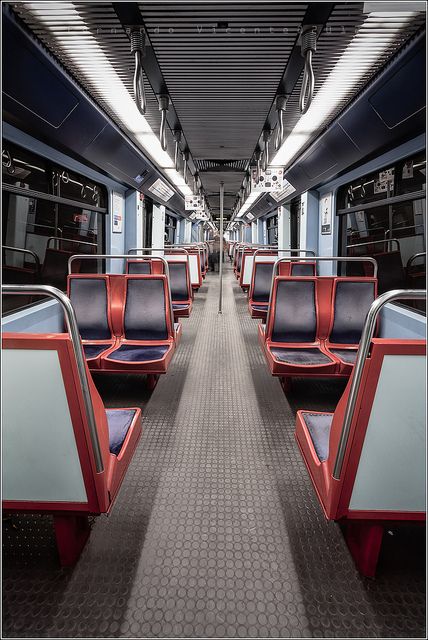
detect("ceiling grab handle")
(193, 171), (200, 194)
(262, 129), (271, 172)
(254, 148), (262, 184)
(183, 150), (189, 184)
(274, 95), (287, 150)
(158, 94), (170, 151)
(173, 129), (182, 171)
(130, 28), (146, 115)
(299, 26), (317, 114)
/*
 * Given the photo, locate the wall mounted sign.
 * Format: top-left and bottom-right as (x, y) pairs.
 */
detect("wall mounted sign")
(147, 178), (174, 202)
(271, 177), (296, 202)
(112, 191), (124, 233)
(251, 167), (284, 192)
(185, 194), (204, 211)
(321, 193), (332, 235)
(374, 167), (394, 194)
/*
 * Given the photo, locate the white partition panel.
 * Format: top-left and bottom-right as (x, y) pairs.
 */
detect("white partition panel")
(165, 255), (187, 262)
(2, 349), (88, 503)
(187, 254), (200, 286)
(242, 255), (255, 286)
(349, 354), (426, 513)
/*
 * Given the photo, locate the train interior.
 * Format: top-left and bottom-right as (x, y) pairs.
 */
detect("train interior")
(1, 1), (427, 638)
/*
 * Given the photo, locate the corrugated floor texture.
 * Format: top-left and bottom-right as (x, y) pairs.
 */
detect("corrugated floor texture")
(2, 266), (426, 638)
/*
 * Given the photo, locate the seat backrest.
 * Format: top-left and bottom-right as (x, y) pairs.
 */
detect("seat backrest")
(41, 248), (73, 290)
(237, 250), (243, 273)
(123, 276), (169, 341)
(126, 260), (152, 275)
(374, 251), (406, 293)
(252, 262), (275, 302)
(290, 262), (316, 277)
(329, 278), (377, 345)
(271, 278), (317, 343)
(68, 276), (112, 340)
(2, 333), (111, 513)
(168, 262), (189, 301)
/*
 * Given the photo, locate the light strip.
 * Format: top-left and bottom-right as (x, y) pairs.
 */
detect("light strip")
(270, 12), (417, 170)
(25, 2), (192, 197)
(235, 191), (259, 218)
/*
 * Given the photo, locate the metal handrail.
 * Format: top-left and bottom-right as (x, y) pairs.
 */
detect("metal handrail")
(1, 284), (104, 473)
(128, 247), (189, 257)
(67, 254), (175, 336)
(175, 244), (205, 274)
(407, 252), (426, 269)
(236, 244), (278, 271)
(273, 255), (378, 278)
(347, 238), (400, 253)
(333, 289), (427, 479)
(47, 237), (97, 250)
(21, 222), (63, 236)
(2, 246), (41, 272)
(251, 248), (314, 275)
(384, 224), (424, 238)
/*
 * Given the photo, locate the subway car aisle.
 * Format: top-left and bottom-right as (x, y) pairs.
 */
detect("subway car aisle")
(2, 265), (425, 639)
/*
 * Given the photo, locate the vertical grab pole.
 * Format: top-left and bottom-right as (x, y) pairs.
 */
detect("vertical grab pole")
(218, 181), (224, 314)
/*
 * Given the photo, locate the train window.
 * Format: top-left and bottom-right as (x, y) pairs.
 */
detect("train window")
(267, 215), (278, 245)
(165, 213), (177, 245)
(338, 151), (426, 312)
(290, 198), (301, 250)
(2, 142), (107, 315)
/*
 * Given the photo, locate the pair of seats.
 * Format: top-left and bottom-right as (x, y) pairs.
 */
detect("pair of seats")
(68, 274), (181, 374)
(259, 276), (377, 380)
(126, 258), (193, 318)
(2, 329), (142, 566)
(249, 260), (316, 318)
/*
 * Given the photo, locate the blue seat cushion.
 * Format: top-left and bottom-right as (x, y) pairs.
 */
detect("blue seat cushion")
(106, 344), (170, 362)
(83, 344), (112, 359)
(301, 412), (334, 462)
(106, 409), (137, 455)
(252, 304), (268, 311)
(329, 348), (358, 364)
(270, 347), (333, 365)
(172, 304), (189, 310)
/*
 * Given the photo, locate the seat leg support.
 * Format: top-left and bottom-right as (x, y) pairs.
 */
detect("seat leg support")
(53, 515), (90, 567)
(280, 377), (293, 394)
(147, 373), (160, 391)
(345, 521), (384, 578)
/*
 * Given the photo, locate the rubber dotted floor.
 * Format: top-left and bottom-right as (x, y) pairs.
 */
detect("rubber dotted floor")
(2, 266), (426, 638)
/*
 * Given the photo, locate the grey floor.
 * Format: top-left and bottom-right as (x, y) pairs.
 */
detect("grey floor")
(2, 265), (426, 638)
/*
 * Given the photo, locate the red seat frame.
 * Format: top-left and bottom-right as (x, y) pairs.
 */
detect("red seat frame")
(2, 332), (141, 566)
(295, 339), (426, 577)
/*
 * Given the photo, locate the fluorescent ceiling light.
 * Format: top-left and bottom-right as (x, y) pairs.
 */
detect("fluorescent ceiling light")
(164, 169), (193, 196)
(235, 191), (259, 218)
(363, 2), (425, 13)
(25, 3), (191, 195)
(271, 11), (417, 170)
